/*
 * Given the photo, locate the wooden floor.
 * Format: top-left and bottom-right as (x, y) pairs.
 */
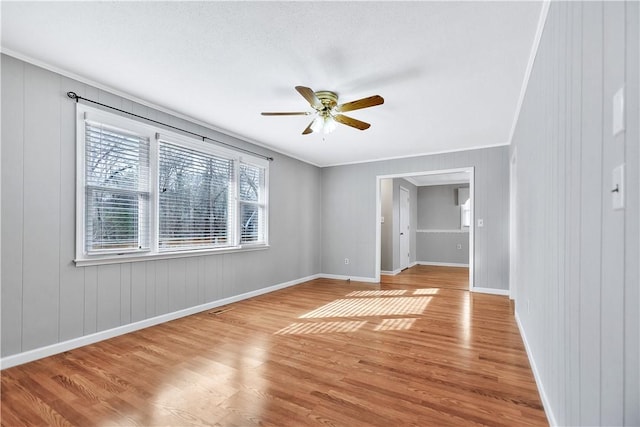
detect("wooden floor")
(1, 266), (546, 426)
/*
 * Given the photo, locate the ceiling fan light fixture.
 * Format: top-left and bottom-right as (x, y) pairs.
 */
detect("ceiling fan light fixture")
(323, 115), (336, 134)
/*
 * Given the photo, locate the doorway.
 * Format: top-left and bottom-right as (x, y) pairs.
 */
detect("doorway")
(399, 187), (410, 270)
(376, 167), (475, 289)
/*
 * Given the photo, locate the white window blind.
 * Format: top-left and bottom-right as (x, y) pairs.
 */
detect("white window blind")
(159, 141), (234, 249)
(84, 121), (150, 253)
(239, 162), (266, 244)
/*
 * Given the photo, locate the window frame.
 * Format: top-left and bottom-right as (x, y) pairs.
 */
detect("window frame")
(82, 120), (152, 255)
(238, 160), (269, 246)
(75, 104), (269, 266)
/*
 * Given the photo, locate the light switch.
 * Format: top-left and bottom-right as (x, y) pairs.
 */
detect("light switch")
(613, 87), (625, 135)
(612, 164), (625, 210)
(381, 216), (385, 224)
(477, 219), (484, 227)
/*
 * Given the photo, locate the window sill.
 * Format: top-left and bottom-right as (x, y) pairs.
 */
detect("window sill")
(74, 244), (270, 267)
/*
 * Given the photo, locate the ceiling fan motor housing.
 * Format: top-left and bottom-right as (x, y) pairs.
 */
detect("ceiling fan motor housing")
(315, 91), (338, 110)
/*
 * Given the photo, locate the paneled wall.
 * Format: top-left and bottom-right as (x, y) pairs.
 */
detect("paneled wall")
(416, 184), (470, 265)
(321, 145), (509, 289)
(1, 55), (323, 359)
(417, 184), (467, 229)
(510, 2), (639, 425)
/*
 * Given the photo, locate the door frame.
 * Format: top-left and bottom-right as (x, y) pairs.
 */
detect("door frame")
(375, 167), (475, 290)
(399, 185), (410, 271)
(509, 150), (517, 301)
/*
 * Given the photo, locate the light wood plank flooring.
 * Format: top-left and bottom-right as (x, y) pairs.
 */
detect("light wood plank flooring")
(1, 266), (546, 426)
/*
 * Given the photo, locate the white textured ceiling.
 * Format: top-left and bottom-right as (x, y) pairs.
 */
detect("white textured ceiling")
(1, 1), (542, 167)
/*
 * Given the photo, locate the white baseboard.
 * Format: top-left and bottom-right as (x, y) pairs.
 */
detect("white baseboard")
(319, 274), (378, 284)
(515, 312), (556, 426)
(381, 268), (402, 276)
(0, 274), (321, 370)
(471, 287), (510, 296)
(409, 261), (418, 268)
(416, 261), (469, 268)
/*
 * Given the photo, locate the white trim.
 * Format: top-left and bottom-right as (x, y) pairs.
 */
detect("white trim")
(0, 274), (321, 370)
(471, 287), (510, 296)
(416, 229), (469, 233)
(515, 312), (556, 426)
(319, 274), (378, 284)
(409, 261), (418, 268)
(507, 1), (551, 145)
(381, 269), (402, 276)
(468, 168), (475, 291)
(416, 261), (469, 268)
(327, 142), (509, 168)
(509, 149), (517, 300)
(75, 245), (270, 267)
(399, 185), (410, 271)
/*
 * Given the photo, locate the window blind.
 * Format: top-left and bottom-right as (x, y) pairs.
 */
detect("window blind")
(85, 122), (150, 252)
(159, 141), (234, 249)
(239, 163), (265, 244)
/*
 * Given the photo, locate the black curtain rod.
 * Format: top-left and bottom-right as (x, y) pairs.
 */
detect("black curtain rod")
(67, 92), (274, 162)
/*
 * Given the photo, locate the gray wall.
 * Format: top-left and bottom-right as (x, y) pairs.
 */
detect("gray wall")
(380, 178), (417, 272)
(417, 184), (468, 229)
(510, 2), (639, 425)
(1, 55), (323, 358)
(321, 146), (509, 289)
(416, 184), (470, 265)
(380, 179), (394, 272)
(417, 232), (469, 265)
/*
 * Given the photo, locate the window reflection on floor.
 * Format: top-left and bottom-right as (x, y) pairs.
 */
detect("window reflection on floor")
(274, 320), (366, 335)
(373, 318), (417, 331)
(299, 296), (432, 318)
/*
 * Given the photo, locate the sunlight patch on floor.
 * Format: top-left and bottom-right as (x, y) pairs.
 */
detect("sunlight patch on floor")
(345, 290), (406, 297)
(299, 296), (432, 318)
(274, 320), (366, 335)
(373, 318), (417, 331)
(413, 288), (440, 295)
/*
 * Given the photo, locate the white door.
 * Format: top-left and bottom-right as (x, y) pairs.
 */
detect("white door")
(399, 187), (410, 270)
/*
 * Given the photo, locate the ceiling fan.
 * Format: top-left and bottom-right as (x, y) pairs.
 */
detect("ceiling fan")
(261, 86), (384, 135)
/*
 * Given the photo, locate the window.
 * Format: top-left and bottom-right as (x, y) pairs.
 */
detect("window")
(458, 187), (471, 228)
(76, 104), (268, 265)
(461, 198), (471, 228)
(158, 141), (233, 249)
(84, 122), (150, 253)
(239, 163), (266, 243)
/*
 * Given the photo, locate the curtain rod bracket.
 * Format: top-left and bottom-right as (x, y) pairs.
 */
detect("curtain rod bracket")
(67, 91), (79, 102)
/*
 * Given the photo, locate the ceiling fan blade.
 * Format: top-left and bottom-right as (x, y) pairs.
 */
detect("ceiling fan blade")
(302, 118), (318, 135)
(295, 86), (323, 110)
(261, 112), (311, 116)
(336, 95), (384, 113)
(333, 114), (371, 131)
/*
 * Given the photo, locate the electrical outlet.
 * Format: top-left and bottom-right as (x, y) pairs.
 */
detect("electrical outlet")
(456, 244), (462, 250)
(344, 258), (350, 265)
